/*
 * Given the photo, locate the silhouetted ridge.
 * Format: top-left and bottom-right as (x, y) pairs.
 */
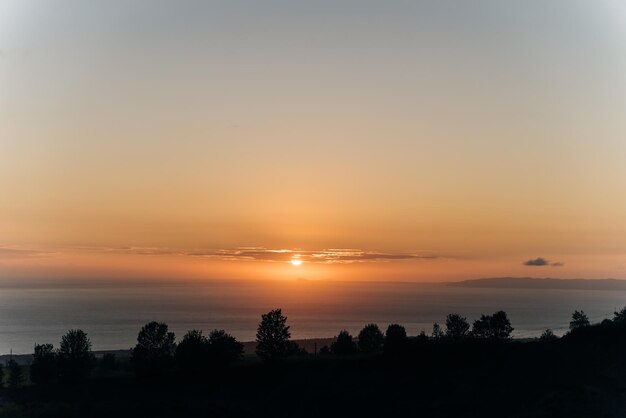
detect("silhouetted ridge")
(450, 277), (626, 291)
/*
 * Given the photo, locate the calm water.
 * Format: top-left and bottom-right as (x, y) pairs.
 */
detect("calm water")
(1, 280), (625, 354)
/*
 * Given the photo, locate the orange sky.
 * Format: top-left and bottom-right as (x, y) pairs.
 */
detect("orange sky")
(1, 1), (626, 282)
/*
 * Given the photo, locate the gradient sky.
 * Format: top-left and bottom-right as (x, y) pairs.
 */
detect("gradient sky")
(1, 1), (626, 282)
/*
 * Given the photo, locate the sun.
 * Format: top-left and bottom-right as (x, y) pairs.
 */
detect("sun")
(290, 259), (302, 266)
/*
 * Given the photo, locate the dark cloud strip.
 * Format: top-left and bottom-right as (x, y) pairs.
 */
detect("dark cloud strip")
(523, 257), (563, 267)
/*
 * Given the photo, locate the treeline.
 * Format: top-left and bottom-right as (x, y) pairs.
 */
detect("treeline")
(11, 306), (626, 386)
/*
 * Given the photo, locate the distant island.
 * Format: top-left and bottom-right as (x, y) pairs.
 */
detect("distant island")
(450, 277), (626, 291)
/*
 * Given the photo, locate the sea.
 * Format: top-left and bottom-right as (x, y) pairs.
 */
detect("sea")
(1, 279), (625, 354)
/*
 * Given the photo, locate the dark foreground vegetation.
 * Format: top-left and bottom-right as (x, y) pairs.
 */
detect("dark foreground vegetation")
(3, 308), (626, 417)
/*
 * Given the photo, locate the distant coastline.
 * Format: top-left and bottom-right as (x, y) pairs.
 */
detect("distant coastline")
(450, 277), (626, 291)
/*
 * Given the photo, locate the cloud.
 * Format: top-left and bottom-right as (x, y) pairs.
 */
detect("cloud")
(523, 257), (563, 267)
(175, 247), (439, 264)
(0, 247), (52, 259)
(65, 245), (444, 264)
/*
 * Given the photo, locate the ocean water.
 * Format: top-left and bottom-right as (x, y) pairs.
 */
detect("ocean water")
(1, 280), (625, 354)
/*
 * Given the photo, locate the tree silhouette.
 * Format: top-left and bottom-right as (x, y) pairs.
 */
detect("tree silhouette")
(58, 329), (95, 381)
(472, 311), (514, 340)
(7, 360), (22, 388)
(358, 323), (384, 353)
(384, 324), (408, 353)
(30, 343), (57, 384)
(540, 329), (558, 341)
(331, 330), (357, 355)
(445, 314), (470, 340)
(613, 306), (626, 323)
(569, 310), (590, 330)
(432, 323), (445, 340)
(132, 321), (176, 374)
(208, 329), (245, 365)
(176, 330), (210, 372)
(319, 345), (331, 355)
(0, 363), (3, 389)
(255, 309), (291, 362)
(416, 330), (429, 342)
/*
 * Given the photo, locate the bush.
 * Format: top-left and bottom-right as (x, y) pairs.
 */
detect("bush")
(358, 323), (384, 353)
(57, 329), (95, 382)
(331, 330), (357, 355)
(30, 343), (57, 384)
(132, 321), (177, 375)
(255, 309), (291, 362)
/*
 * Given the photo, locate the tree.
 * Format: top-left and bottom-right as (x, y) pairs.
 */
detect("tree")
(208, 329), (245, 365)
(176, 330), (210, 372)
(540, 329), (558, 341)
(255, 309), (291, 362)
(416, 330), (429, 342)
(358, 323), (384, 353)
(384, 324), (408, 353)
(471, 311), (514, 340)
(58, 329), (95, 381)
(132, 321), (177, 374)
(432, 323), (445, 340)
(0, 363), (3, 389)
(7, 360), (22, 388)
(285, 340), (308, 357)
(30, 343), (57, 384)
(614, 306), (626, 323)
(331, 330), (357, 355)
(569, 310), (590, 330)
(445, 314), (470, 340)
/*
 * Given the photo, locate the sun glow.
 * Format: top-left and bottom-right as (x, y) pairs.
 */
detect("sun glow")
(291, 259), (303, 266)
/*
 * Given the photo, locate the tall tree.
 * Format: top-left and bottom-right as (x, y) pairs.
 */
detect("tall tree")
(472, 311), (514, 340)
(58, 329), (95, 381)
(208, 329), (245, 365)
(30, 343), (57, 384)
(331, 330), (357, 355)
(255, 309), (291, 362)
(7, 360), (22, 388)
(569, 310), (590, 330)
(132, 321), (177, 375)
(358, 323), (384, 353)
(445, 314), (470, 340)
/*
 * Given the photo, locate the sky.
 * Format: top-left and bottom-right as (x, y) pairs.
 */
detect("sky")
(1, 1), (626, 282)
